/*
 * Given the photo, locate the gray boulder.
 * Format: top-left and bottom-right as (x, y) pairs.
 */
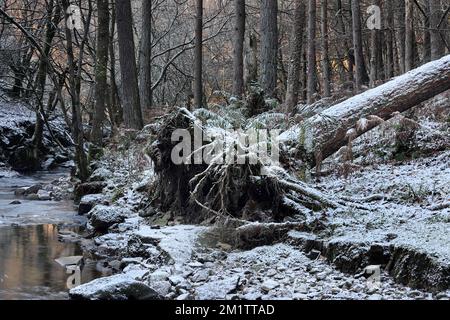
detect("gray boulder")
(78, 194), (107, 215)
(69, 274), (162, 300)
(89, 205), (128, 233)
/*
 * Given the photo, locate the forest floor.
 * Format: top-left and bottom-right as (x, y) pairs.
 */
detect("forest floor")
(1, 90), (449, 300)
(68, 147), (450, 300)
(69, 91), (449, 300)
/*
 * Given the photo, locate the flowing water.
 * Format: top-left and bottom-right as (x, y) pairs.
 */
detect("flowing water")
(0, 170), (100, 300)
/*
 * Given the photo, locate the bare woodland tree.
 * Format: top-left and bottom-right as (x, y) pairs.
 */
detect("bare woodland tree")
(115, 0), (143, 130)
(306, 0), (316, 103)
(285, 0), (306, 110)
(232, 0), (245, 99)
(194, 0), (203, 109)
(139, 0), (152, 110)
(259, 0), (278, 98)
(91, 0), (109, 151)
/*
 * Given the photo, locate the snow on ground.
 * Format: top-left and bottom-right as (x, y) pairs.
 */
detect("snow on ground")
(136, 225), (207, 266)
(72, 108), (449, 300)
(317, 150), (450, 264)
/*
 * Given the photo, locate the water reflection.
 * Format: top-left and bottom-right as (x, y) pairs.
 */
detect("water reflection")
(0, 224), (100, 300)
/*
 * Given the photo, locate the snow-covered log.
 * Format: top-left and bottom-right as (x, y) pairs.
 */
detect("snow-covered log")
(298, 55), (450, 166)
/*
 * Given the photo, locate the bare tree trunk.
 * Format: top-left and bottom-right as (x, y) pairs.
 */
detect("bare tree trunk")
(405, 0), (414, 71)
(369, 0), (382, 87)
(62, 0), (89, 181)
(259, 0), (278, 98)
(109, 4), (121, 128)
(31, 0), (59, 163)
(232, 0), (245, 99)
(423, 0), (431, 63)
(395, 0), (406, 73)
(306, 0), (316, 104)
(299, 56), (450, 167)
(194, 0), (203, 109)
(115, 0), (143, 129)
(285, 0), (306, 110)
(244, 31), (258, 88)
(385, 0), (394, 79)
(139, 0), (152, 110)
(335, 0), (352, 83)
(321, 0), (330, 97)
(430, 0), (445, 60)
(351, 0), (368, 92)
(91, 0), (109, 151)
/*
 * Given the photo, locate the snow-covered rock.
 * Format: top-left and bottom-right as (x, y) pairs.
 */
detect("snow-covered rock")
(89, 205), (129, 232)
(69, 274), (162, 300)
(78, 194), (107, 215)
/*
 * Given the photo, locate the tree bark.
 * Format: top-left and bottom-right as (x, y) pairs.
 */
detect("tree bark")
(405, 0), (414, 71)
(62, 0), (89, 181)
(298, 55), (450, 166)
(108, 4), (121, 128)
(395, 0), (406, 73)
(31, 0), (59, 162)
(285, 0), (306, 110)
(232, 0), (245, 99)
(430, 0), (445, 60)
(139, 0), (152, 110)
(259, 0), (278, 98)
(91, 0), (109, 150)
(321, 0), (330, 97)
(423, 0), (431, 63)
(194, 0), (203, 108)
(244, 32), (258, 88)
(115, 0), (143, 130)
(351, 0), (368, 92)
(306, 0), (316, 104)
(385, 0), (394, 79)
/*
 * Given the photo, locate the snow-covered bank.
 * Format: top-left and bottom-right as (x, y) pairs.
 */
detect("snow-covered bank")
(70, 128), (450, 299)
(0, 96), (73, 171)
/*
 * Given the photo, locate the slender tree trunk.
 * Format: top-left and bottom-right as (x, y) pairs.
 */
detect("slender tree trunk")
(430, 0), (445, 60)
(259, 0), (278, 98)
(232, 0), (245, 99)
(194, 0), (203, 109)
(335, 0), (352, 83)
(405, 0), (414, 71)
(351, 0), (368, 92)
(385, 0), (394, 79)
(306, 0), (316, 104)
(285, 0), (306, 110)
(115, 0), (143, 129)
(395, 0), (406, 73)
(321, 0), (330, 97)
(31, 0), (59, 164)
(91, 0), (109, 151)
(369, 0), (381, 87)
(423, 0), (431, 63)
(139, 0), (152, 110)
(62, 0), (89, 181)
(109, 4), (121, 128)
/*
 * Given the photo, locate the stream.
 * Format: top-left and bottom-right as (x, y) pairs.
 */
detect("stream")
(0, 169), (100, 300)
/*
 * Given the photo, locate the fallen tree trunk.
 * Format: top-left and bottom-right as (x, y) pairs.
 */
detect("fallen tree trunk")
(298, 55), (450, 167)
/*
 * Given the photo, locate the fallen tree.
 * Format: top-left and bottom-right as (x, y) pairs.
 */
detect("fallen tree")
(293, 55), (450, 167)
(145, 56), (450, 223)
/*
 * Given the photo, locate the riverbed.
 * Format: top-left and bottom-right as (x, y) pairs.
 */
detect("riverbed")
(0, 169), (100, 300)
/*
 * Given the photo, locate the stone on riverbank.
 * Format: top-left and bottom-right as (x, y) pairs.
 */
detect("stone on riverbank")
(78, 194), (108, 215)
(69, 274), (163, 300)
(89, 205), (128, 233)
